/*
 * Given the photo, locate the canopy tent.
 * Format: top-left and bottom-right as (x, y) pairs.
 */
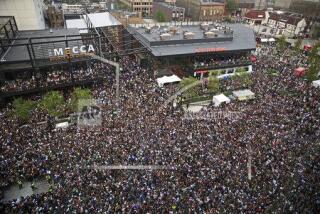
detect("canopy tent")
(212, 94), (231, 107)
(232, 89), (255, 101)
(303, 44), (312, 52)
(260, 38), (268, 43)
(312, 80), (320, 88)
(268, 38), (275, 42)
(55, 122), (69, 130)
(156, 75), (181, 87)
(250, 55), (257, 62)
(294, 67), (306, 77)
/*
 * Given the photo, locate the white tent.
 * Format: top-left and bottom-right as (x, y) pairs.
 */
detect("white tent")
(156, 75), (181, 87)
(232, 89), (255, 101)
(212, 94), (231, 107)
(312, 80), (320, 88)
(261, 38), (268, 43)
(55, 122), (69, 130)
(268, 38), (275, 42)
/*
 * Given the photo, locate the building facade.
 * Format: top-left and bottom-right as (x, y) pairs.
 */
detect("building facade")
(47, 6), (64, 29)
(0, 0), (45, 30)
(267, 11), (307, 36)
(244, 10), (267, 25)
(176, 0), (225, 21)
(119, 0), (153, 17)
(153, 2), (185, 22)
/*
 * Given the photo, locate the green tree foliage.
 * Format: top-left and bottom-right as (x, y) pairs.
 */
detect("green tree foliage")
(179, 77), (200, 99)
(293, 38), (302, 53)
(232, 72), (252, 87)
(69, 88), (92, 112)
(305, 41), (320, 82)
(235, 67), (247, 74)
(277, 35), (287, 51)
(40, 91), (65, 117)
(226, 0), (238, 14)
(12, 98), (36, 122)
(207, 77), (220, 94)
(156, 11), (166, 22)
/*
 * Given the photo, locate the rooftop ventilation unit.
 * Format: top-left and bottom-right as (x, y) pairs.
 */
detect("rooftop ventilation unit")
(169, 26), (179, 35)
(184, 31), (195, 39)
(145, 26), (152, 33)
(160, 33), (172, 41)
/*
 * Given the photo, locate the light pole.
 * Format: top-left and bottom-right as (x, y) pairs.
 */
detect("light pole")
(91, 54), (121, 107)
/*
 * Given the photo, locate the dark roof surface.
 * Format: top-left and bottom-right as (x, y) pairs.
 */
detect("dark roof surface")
(269, 12), (304, 25)
(245, 10), (266, 19)
(129, 24), (256, 57)
(1, 29), (81, 62)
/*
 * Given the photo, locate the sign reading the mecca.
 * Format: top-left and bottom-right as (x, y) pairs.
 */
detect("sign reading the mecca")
(48, 45), (95, 62)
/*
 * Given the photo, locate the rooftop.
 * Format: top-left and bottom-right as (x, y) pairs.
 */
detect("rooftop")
(269, 11), (304, 25)
(83, 12), (121, 28)
(154, 2), (185, 10)
(245, 10), (266, 19)
(1, 29), (82, 62)
(128, 23), (256, 57)
(200, 0), (225, 5)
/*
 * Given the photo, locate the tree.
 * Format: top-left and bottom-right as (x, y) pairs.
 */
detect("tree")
(179, 77), (200, 99)
(207, 77), (220, 94)
(235, 67), (247, 74)
(277, 35), (287, 51)
(69, 88), (92, 112)
(13, 98), (36, 122)
(293, 38), (302, 53)
(305, 41), (320, 82)
(40, 91), (65, 117)
(226, 0), (238, 14)
(156, 11), (166, 22)
(233, 72), (252, 87)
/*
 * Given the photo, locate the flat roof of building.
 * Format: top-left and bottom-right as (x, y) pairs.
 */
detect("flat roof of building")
(83, 12), (121, 28)
(66, 19), (88, 34)
(128, 23), (256, 57)
(1, 29), (82, 62)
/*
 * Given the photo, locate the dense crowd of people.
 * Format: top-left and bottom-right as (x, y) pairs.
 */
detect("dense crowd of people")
(0, 43), (319, 213)
(193, 55), (251, 69)
(0, 61), (107, 93)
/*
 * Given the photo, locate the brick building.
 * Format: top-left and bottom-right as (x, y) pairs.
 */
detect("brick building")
(153, 2), (185, 22)
(176, 0), (225, 21)
(119, 0), (153, 17)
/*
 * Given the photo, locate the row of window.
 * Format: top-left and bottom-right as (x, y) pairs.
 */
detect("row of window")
(202, 9), (223, 16)
(133, 2), (152, 6)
